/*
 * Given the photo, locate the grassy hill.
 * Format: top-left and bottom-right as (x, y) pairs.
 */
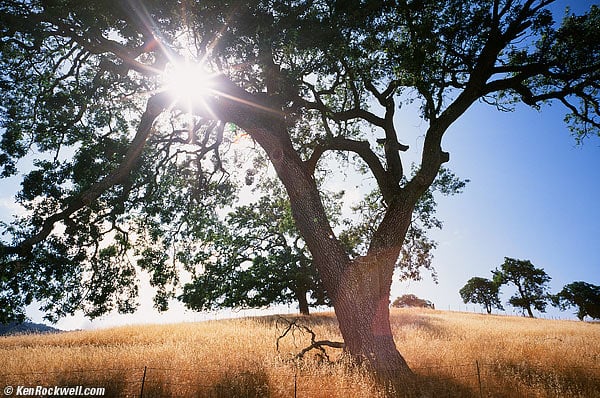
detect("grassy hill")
(0, 309), (598, 397)
(0, 322), (61, 336)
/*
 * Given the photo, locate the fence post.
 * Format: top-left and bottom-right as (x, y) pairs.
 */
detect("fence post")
(294, 367), (298, 398)
(475, 361), (482, 398)
(140, 366), (147, 398)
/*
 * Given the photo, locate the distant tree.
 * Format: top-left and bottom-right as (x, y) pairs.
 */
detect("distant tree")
(552, 281), (600, 321)
(392, 294), (434, 309)
(493, 258), (551, 318)
(459, 277), (504, 314)
(180, 181), (333, 316)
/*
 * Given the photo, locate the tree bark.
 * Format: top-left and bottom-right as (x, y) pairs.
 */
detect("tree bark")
(334, 252), (412, 378)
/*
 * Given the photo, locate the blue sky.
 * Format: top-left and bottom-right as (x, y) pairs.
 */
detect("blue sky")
(395, 100), (600, 317)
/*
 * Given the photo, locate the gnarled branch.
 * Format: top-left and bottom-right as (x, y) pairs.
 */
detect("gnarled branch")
(305, 137), (399, 204)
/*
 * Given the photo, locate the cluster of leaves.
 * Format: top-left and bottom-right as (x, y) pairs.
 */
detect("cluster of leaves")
(552, 281), (600, 321)
(391, 294), (434, 309)
(459, 277), (504, 314)
(180, 179), (330, 315)
(0, 1), (238, 322)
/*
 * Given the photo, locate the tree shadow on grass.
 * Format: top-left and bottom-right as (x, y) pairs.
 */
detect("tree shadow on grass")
(391, 372), (480, 398)
(53, 370), (138, 397)
(391, 311), (454, 341)
(205, 369), (270, 398)
(127, 368), (269, 397)
(257, 312), (339, 328)
(481, 361), (600, 398)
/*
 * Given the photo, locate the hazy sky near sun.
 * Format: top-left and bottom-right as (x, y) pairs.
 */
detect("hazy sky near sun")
(1, 0), (599, 329)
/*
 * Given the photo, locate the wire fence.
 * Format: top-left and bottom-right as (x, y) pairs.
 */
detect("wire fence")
(2, 361), (599, 398)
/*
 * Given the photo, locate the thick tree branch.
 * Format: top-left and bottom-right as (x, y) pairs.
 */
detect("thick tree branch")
(57, 24), (163, 76)
(305, 137), (398, 204)
(363, 79), (408, 184)
(2, 11), (164, 77)
(369, 2), (547, 257)
(187, 73), (287, 127)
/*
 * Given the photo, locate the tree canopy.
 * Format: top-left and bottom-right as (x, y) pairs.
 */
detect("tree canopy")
(493, 257), (551, 318)
(180, 179), (331, 316)
(1, 0), (599, 379)
(552, 281), (600, 320)
(459, 276), (504, 314)
(392, 294), (434, 309)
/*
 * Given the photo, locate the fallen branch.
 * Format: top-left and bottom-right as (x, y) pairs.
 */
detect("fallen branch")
(276, 316), (345, 362)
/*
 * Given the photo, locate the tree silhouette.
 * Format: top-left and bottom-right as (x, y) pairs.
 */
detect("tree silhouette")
(392, 294), (434, 309)
(460, 277), (504, 314)
(552, 281), (600, 320)
(493, 258), (551, 318)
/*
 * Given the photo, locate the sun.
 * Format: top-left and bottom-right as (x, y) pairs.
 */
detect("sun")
(159, 56), (281, 120)
(161, 60), (218, 108)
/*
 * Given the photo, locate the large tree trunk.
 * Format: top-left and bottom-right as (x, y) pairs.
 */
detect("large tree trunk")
(334, 252), (412, 377)
(228, 105), (420, 385)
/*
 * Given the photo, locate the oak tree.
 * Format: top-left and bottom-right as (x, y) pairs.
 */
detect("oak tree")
(552, 281), (600, 320)
(493, 257), (551, 318)
(460, 276), (504, 314)
(392, 294), (434, 309)
(1, 0), (599, 382)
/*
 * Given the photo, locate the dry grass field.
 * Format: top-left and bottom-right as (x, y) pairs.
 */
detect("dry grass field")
(1, 308), (599, 397)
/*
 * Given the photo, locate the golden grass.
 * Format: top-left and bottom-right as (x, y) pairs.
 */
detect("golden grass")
(1, 309), (598, 397)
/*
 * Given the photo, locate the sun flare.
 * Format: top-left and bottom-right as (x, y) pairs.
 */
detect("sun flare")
(162, 60), (217, 106)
